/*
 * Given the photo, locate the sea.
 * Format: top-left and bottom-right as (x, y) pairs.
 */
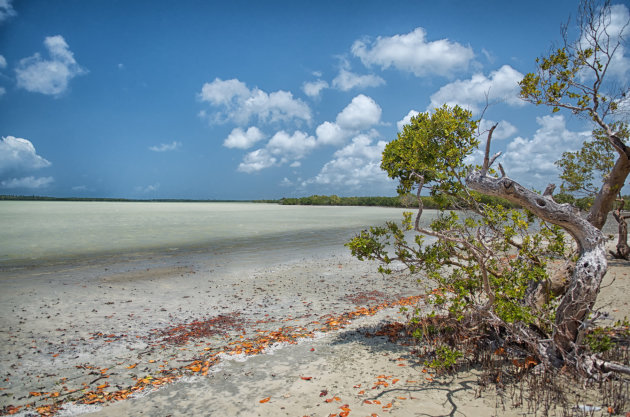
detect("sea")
(0, 200), (618, 272)
(0, 201), (423, 270)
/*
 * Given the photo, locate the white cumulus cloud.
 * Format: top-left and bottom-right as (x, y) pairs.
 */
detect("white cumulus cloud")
(351, 27), (474, 77)
(314, 94), (382, 146)
(0, 136), (51, 174)
(235, 95), (384, 174)
(315, 121), (350, 146)
(1, 176), (53, 189)
(0, 55), (6, 69)
(149, 141), (182, 152)
(223, 127), (265, 149)
(238, 148), (277, 173)
(428, 65), (525, 113)
(479, 119), (518, 140)
(335, 94), (382, 130)
(500, 115), (591, 189)
(267, 130), (316, 161)
(15, 35), (87, 96)
(0, 136), (54, 189)
(302, 79), (329, 98)
(306, 134), (394, 191)
(199, 78), (311, 125)
(332, 69), (385, 91)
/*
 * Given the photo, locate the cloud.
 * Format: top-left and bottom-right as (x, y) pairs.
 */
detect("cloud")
(0, 136), (51, 174)
(331, 69), (385, 91)
(199, 78), (311, 125)
(335, 94), (382, 130)
(135, 183), (160, 193)
(306, 134), (394, 190)
(149, 141), (182, 152)
(606, 4), (630, 80)
(267, 130), (316, 161)
(0, 55), (6, 69)
(428, 65), (525, 113)
(479, 119), (517, 140)
(302, 79), (329, 98)
(397, 110), (419, 131)
(238, 148), (277, 173)
(223, 127), (265, 149)
(0, 0), (16, 23)
(315, 121), (350, 146)
(579, 4), (630, 82)
(236, 95), (383, 173)
(237, 130), (316, 172)
(15, 35), (87, 96)
(351, 27), (474, 77)
(500, 115), (591, 189)
(1, 176), (53, 189)
(0, 136), (53, 189)
(314, 94), (382, 146)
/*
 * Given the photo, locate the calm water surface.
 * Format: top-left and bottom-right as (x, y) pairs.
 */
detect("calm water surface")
(2, 201), (618, 270)
(0, 201), (424, 267)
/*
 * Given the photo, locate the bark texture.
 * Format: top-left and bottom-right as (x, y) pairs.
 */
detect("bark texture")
(466, 169), (608, 360)
(609, 199), (630, 260)
(587, 154), (630, 230)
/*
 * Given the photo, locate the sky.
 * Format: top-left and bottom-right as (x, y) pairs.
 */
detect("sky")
(0, 0), (628, 200)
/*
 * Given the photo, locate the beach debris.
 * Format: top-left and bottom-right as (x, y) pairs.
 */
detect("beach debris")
(259, 397), (270, 403)
(4, 294), (425, 416)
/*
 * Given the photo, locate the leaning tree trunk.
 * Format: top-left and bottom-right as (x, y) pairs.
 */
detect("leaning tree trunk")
(586, 135), (630, 230)
(610, 199), (630, 260)
(466, 168), (607, 363)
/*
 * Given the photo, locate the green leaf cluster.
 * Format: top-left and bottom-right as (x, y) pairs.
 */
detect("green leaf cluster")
(555, 122), (628, 203)
(381, 105), (478, 200)
(347, 105), (571, 349)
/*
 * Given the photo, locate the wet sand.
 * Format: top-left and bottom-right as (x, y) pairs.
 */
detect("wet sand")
(1, 242), (628, 416)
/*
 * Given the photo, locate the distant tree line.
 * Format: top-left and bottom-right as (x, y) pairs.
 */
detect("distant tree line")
(278, 194), (523, 209)
(4, 193), (626, 211)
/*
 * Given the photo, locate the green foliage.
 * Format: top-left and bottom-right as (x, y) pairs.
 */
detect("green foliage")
(585, 327), (615, 353)
(382, 105), (479, 200)
(519, 47), (596, 116)
(519, 1), (629, 217)
(280, 195), (404, 207)
(584, 321), (630, 353)
(349, 1), (628, 374)
(347, 106), (570, 333)
(424, 345), (463, 372)
(279, 194), (520, 209)
(555, 123), (627, 201)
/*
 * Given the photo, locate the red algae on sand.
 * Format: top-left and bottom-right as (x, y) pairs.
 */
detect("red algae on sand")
(0, 294), (424, 417)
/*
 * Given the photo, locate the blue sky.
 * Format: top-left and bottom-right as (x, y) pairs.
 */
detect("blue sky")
(0, 0), (628, 200)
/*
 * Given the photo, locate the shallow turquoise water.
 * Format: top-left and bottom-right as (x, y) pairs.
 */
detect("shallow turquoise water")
(0, 201), (421, 266)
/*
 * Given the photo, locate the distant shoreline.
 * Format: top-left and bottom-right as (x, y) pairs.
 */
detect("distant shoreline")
(0, 195), (275, 203)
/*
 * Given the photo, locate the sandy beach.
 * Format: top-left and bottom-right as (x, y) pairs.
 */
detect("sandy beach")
(1, 241), (628, 416)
